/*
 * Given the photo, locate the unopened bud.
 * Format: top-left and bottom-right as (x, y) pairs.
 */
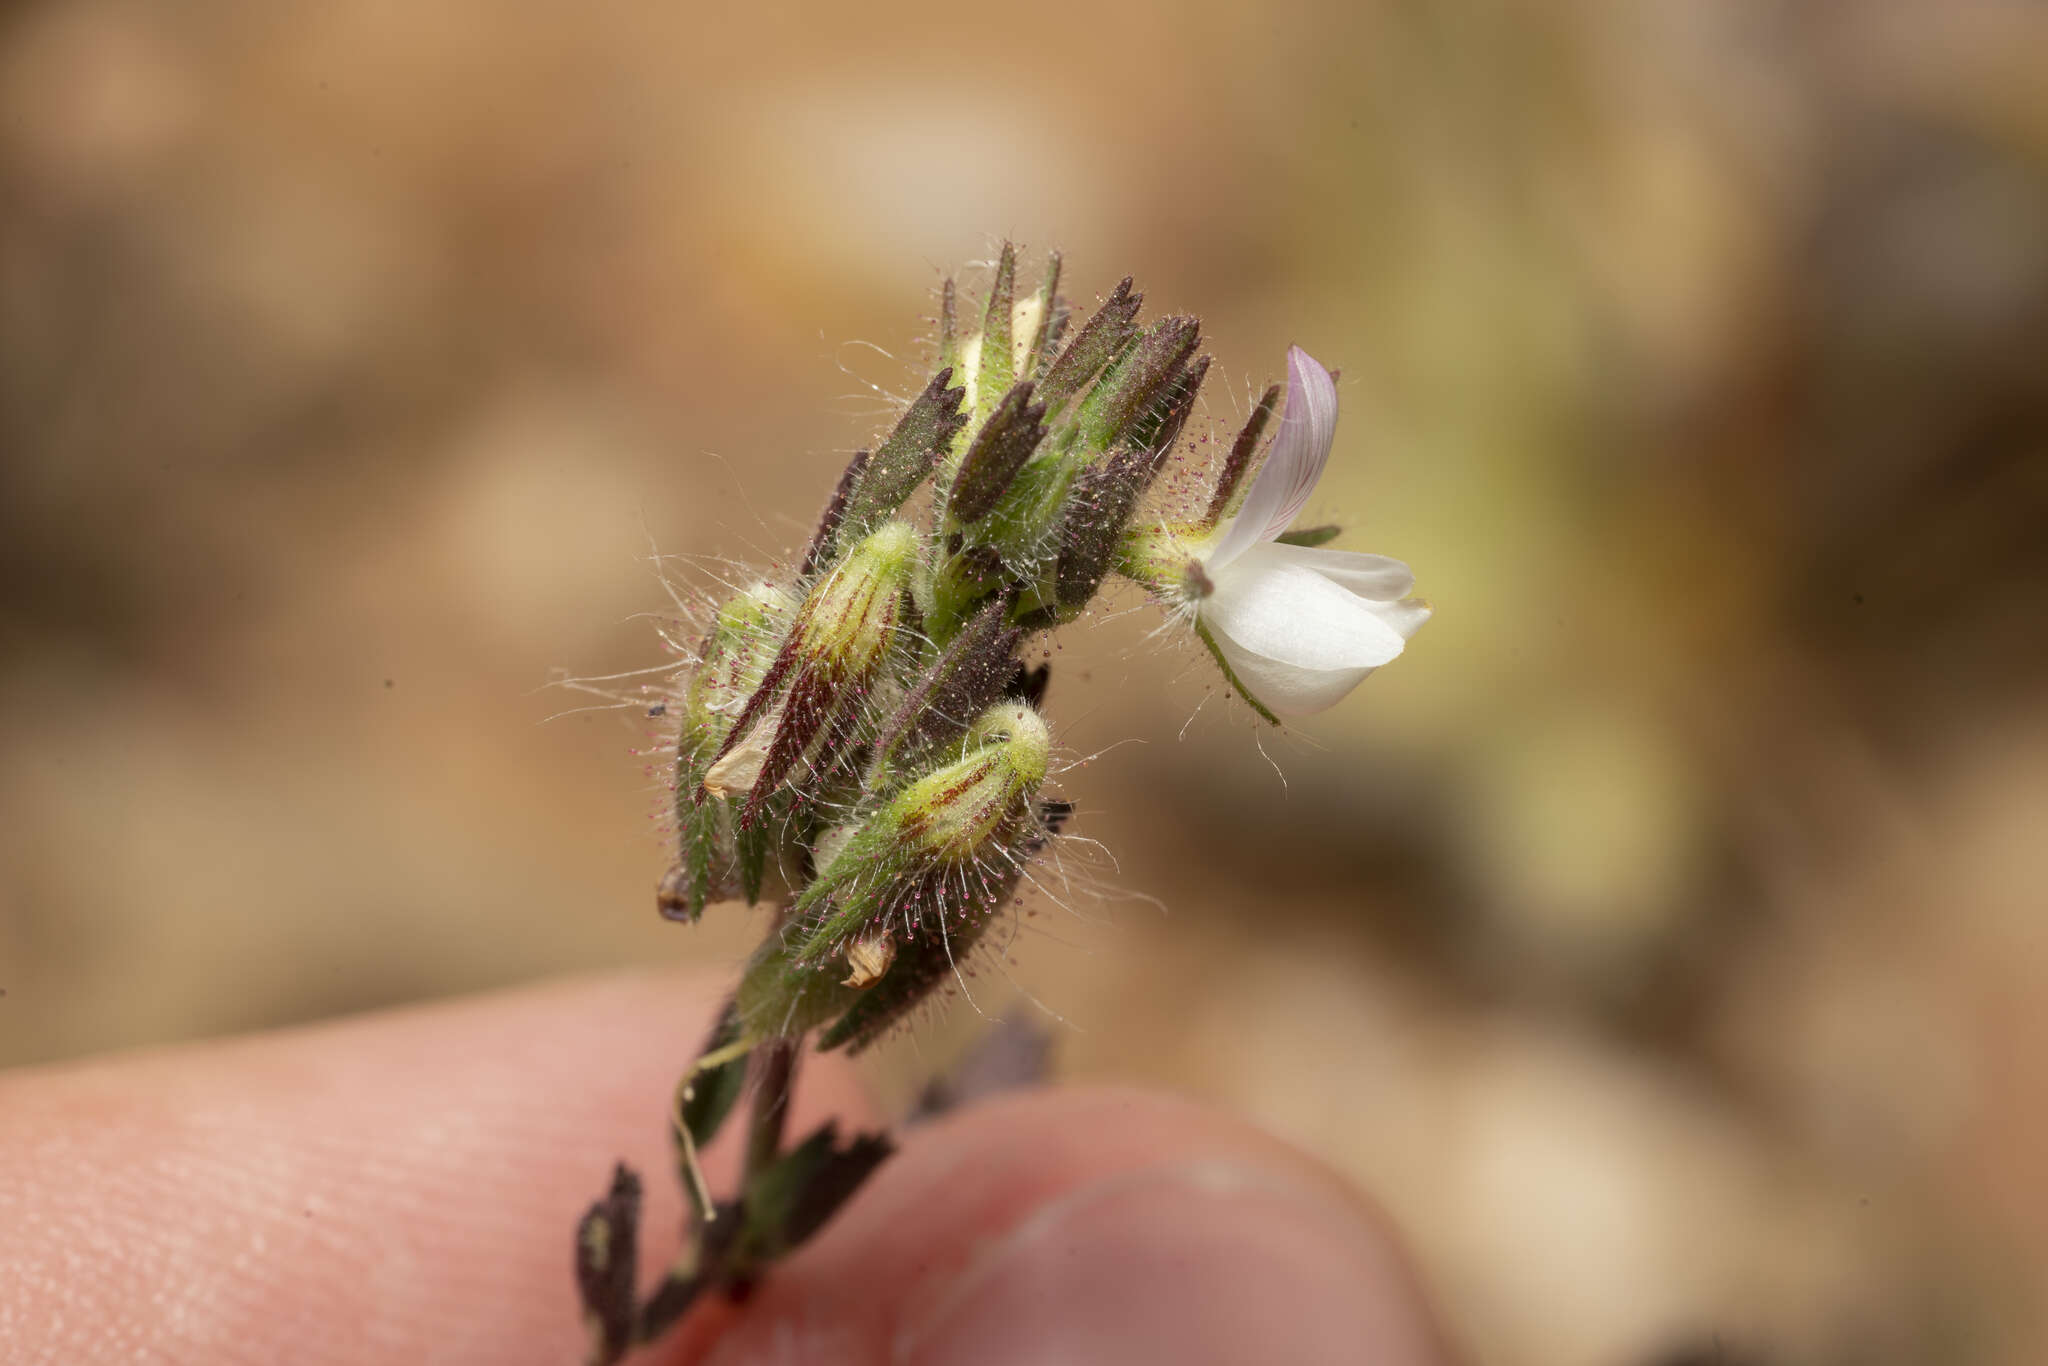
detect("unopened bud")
(1073, 314), (1200, 453)
(788, 701), (1052, 963)
(836, 367), (967, 546)
(811, 819), (860, 873)
(867, 596), (1021, 786)
(946, 383), (1048, 524)
(971, 242), (1017, 427)
(1015, 251), (1063, 380)
(898, 701), (1050, 861)
(682, 579), (796, 737)
(817, 794), (1070, 1054)
(1036, 277), (1141, 412)
(796, 521), (917, 675)
(698, 521), (919, 824)
(665, 579), (796, 921)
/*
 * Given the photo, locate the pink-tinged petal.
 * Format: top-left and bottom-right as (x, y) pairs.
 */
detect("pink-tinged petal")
(1207, 346), (1339, 570)
(1230, 541), (1416, 601)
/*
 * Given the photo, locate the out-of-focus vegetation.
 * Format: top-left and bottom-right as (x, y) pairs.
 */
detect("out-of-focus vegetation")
(4, 1), (2045, 1362)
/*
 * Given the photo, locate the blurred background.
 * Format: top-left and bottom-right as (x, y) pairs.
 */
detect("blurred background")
(4, 0), (2046, 1361)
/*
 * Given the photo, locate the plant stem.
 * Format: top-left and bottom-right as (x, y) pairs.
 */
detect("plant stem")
(743, 1037), (798, 1187)
(741, 902), (800, 1188)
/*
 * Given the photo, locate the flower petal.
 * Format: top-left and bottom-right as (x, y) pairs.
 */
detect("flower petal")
(1202, 553), (1408, 674)
(1364, 595), (1432, 640)
(1229, 541), (1416, 601)
(1208, 346), (1339, 569)
(1203, 624), (1375, 719)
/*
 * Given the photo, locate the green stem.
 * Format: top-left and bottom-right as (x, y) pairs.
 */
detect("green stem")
(740, 899), (800, 1191)
(743, 1038), (798, 1189)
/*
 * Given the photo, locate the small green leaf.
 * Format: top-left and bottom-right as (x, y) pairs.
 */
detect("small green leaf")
(736, 1121), (894, 1268)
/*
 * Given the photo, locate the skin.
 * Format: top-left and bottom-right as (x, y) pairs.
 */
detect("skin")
(0, 971), (1457, 1365)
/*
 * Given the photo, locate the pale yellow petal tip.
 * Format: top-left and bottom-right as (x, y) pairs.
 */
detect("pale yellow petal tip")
(702, 741), (767, 798)
(842, 933), (896, 988)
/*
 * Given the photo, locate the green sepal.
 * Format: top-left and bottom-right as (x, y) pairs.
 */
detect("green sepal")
(946, 381), (1047, 524)
(1275, 524), (1341, 548)
(736, 932), (868, 1041)
(840, 367), (967, 541)
(1072, 315), (1198, 453)
(659, 791), (722, 922)
(1194, 617), (1281, 726)
(736, 807), (770, 905)
(1201, 382), (1280, 528)
(1020, 252), (1063, 378)
(973, 243), (1017, 426)
(1036, 277), (1141, 412)
(976, 450), (1075, 575)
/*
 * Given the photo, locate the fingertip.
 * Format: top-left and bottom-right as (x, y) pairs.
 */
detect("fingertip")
(691, 1086), (1455, 1366)
(0, 970), (872, 1366)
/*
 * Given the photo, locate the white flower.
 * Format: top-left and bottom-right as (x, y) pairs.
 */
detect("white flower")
(1187, 346), (1429, 720)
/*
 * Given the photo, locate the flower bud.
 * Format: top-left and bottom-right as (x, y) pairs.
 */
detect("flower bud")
(1052, 353), (1208, 615)
(806, 368), (967, 576)
(1072, 314), (1201, 454)
(682, 579), (797, 737)
(663, 579), (797, 921)
(797, 520), (918, 675)
(1035, 277), (1141, 413)
(699, 521), (919, 827)
(899, 701), (1050, 859)
(1014, 251), (1062, 381)
(945, 382), (1048, 524)
(786, 700), (1052, 965)
(866, 595), (1021, 787)
(818, 795), (1070, 1054)
(969, 242), (1017, 428)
